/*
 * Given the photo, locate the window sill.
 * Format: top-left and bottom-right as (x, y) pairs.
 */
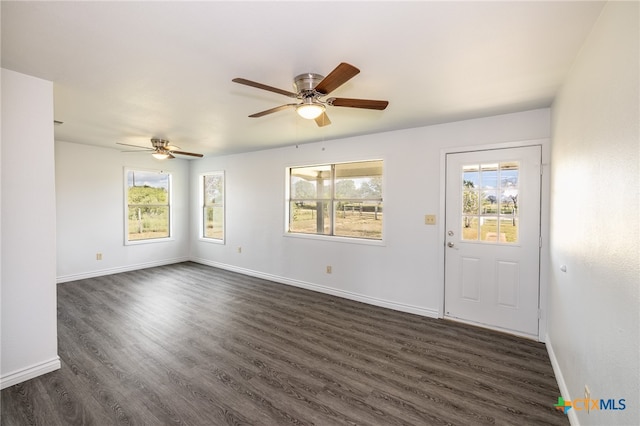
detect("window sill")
(198, 237), (225, 245)
(283, 231), (385, 247)
(125, 237), (174, 246)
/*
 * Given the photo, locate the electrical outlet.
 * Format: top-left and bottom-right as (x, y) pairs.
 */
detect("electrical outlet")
(326, 265), (332, 274)
(237, 247), (242, 254)
(424, 214), (436, 225)
(585, 385), (591, 412)
(96, 253), (103, 261)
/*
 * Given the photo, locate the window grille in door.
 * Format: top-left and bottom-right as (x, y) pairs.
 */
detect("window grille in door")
(461, 161), (520, 244)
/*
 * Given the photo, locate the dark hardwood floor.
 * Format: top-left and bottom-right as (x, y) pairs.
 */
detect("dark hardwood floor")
(1, 262), (567, 425)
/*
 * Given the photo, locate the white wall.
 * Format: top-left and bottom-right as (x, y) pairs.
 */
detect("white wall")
(549, 2), (639, 425)
(55, 141), (191, 282)
(190, 109), (550, 322)
(1, 69), (60, 388)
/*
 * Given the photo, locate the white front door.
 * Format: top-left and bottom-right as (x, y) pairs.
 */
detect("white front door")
(444, 146), (541, 338)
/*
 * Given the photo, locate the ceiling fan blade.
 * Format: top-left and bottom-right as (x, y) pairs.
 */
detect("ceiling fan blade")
(116, 142), (153, 150)
(248, 104), (297, 118)
(166, 145), (180, 151)
(171, 150), (204, 158)
(232, 78), (298, 98)
(314, 63), (360, 95)
(329, 97), (389, 110)
(314, 112), (331, 127)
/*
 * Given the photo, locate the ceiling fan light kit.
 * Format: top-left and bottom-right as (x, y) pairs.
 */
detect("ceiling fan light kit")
(232, 62), (388, 126)
(151, 151), (170, 160)
(296, 100), (325, 120)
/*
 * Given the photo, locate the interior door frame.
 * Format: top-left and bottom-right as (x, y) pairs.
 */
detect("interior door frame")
(437, 139), (551, 342)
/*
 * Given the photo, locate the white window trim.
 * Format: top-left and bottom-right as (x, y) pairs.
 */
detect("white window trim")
(283, 231), (386, 246)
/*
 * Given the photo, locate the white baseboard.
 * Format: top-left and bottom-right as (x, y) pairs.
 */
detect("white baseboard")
(191, 257), (440, 319)
(56, 257), (190, 283)
(546, 333), (579, 425)
(0, 357), (61, 390)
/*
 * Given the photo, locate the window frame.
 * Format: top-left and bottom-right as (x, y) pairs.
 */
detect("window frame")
(199, 171), (225, 244)
(123, 167), (173, 245)
(285, 159), (384, 244)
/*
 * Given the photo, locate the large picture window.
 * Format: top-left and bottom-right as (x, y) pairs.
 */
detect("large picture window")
(201, 172), (225, 241)
(288, 160), (383, 240)
(125, 169), (171, 242)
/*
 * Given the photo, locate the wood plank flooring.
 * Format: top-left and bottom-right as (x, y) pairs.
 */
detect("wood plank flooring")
(1, 262), (567, 425)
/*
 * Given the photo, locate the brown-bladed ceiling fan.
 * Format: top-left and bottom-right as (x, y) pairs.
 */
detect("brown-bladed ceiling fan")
(232, 62), (389, 127)
(117, 138), (203, 160)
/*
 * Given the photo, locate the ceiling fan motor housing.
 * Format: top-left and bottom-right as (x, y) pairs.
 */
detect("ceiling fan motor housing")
(151, 138), (170, 149)
(294, 73), (324, 96)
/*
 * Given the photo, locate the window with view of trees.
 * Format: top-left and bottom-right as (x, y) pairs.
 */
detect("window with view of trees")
(125, 169), (171, 242)
(288, 160), (383, 240)
(201, 172), (225, 241)
(461, 161), (519, 243)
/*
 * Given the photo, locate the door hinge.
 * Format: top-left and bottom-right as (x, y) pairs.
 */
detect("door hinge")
(539, 236), (542, 248)
(538, 309), (542, 319)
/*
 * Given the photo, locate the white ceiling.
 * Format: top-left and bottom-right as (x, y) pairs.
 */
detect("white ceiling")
(2, 1), (605, 158)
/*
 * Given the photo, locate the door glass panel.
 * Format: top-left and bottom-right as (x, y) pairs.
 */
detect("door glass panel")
(500, 162), (519, 186)
(461, 161), (520, 243)
(480, 163), (499, 189)
(480, 217), (500, 242)
(462, 164), (480, 187)
(461, 172), (480, 240)
(462, 216), (479, 240)
(499, 216), (518, 243)
(500, 161), (519, 243)
(482, 190), (499, 214)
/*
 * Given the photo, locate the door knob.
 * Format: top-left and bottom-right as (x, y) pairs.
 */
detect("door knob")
(447, 242), (455, 248)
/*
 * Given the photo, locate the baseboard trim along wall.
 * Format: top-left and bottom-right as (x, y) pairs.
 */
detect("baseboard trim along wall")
(56, 257), (190, 283)
(191, 257), (440, 319)
(0, 357), (61, 390)
(546, 334), (578, 425)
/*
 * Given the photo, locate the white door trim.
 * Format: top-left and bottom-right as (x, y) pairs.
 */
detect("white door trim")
(437, 138), (550, 342)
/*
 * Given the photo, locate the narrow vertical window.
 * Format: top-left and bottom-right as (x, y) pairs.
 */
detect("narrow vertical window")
(202, 172), (225, 241)
(125, 169), (171, 242)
